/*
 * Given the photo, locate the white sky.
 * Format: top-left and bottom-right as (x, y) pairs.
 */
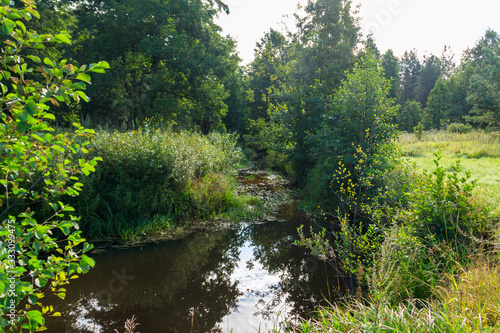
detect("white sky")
(216, 0), (500, 65)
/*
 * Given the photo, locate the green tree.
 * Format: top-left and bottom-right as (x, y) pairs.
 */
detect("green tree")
(381, 49), (401, 101)
(311, 54), (399, 212)
(398, 100), (424, 131)
(300, 54), (399, 281)
(0, 1), (107, 331)
(400, 49), (421, 104)
(69, 0), (239, 132)
(286, 0), (360, 181)
(425, 78), (448, 129)
(465, 30), (500, 129)
(416, 54), (442, 107)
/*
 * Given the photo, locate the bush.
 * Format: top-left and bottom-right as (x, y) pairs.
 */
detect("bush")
(447, 122), (473, 134)
(72, 129), (244, 239)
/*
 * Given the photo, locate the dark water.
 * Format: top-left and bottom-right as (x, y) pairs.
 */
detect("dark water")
(46, 171), (346, 332)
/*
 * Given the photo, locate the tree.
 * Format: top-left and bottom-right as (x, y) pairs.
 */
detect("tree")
(286, 0), (360, 181)
(311, 54), (399, 213)
(398, 100), (424, 131)
(247, 29), (289, 122)
(0, 1), (107, 331)
(300, 54), (399, 281)
(416, 54), (442, 107)
(465, 30), (500, 129)
(381, 49), (401, 101)
(425, 78), (448, 129)
(399, 49), (421, 104)
(69, 0), (239, 133)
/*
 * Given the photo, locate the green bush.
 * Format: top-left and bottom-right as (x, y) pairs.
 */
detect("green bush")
(72, 129), (244, 239)
(447, 122), (474, 134)
(410, 154), (490, 248)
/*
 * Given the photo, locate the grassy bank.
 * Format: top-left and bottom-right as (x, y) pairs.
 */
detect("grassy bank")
(69, 129), (263, 242)
(288, 130), (500, 332)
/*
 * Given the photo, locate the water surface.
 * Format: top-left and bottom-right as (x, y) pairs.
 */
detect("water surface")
(46, 171), (346, 332)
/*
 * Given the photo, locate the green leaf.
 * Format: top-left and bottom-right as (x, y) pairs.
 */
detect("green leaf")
(26, 310), (44, 325)
(28, 55), (41, 63)
(75, 90), (89, 102)
(70, 81), (86, 90)
(31, 134), (45, 143)
(83, 243), (94, 254)
(81, 255), (95, 268)
(51, 145), (65, 153)
(15, 20), (26, 34)
(1, 0), (11, 6)
(54, 33), (71, 45)
(26, 101), (37, 115)
(2, 19), (16, 35)
(43, 113), (56, 120)
(76, 73), (91, 83)
(43, 58), (55, 68)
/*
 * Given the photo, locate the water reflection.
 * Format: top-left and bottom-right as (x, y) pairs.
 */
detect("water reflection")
(47, 172), (346, 332)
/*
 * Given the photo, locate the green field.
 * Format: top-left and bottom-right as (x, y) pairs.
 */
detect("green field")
(398, 131), (500, 215)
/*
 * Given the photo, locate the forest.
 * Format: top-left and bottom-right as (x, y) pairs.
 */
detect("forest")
(1, 0), (500, 332)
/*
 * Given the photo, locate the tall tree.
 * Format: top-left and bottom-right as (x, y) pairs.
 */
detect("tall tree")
(69, 0), (240, 133)
(381, 49), (401, 101)
(286, 0), (360, 181)
(416, 54), (442, 107)
(399, 49), (421, 104)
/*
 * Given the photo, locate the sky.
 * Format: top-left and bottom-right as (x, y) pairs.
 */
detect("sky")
(215, 0), (500, 65)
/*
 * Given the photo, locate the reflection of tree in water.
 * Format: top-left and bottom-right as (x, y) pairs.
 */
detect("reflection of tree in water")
(46, 229), (246, 333)
(245, 205), (349, 322)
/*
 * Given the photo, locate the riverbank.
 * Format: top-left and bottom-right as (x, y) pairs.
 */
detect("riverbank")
(286, 130), (500, 332)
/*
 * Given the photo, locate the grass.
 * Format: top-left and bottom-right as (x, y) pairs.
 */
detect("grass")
(288, 260), (500, 332)
(398, 130), (500, 215)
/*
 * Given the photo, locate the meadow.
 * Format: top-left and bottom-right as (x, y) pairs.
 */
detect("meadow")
(398, 130), (500, 215)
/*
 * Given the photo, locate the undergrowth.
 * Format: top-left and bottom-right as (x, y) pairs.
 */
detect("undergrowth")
(67, 129), (258, 240)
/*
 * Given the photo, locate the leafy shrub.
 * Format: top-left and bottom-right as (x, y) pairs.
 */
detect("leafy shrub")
(447, 122), (473, 134)
(72, 129), (244, 239)
(410, 154), (490, 248)
(0, 2), (108, 331)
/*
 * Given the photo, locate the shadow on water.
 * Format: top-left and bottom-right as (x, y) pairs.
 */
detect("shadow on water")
(46, 169), (347, 332)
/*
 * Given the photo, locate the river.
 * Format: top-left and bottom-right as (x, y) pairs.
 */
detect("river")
(45, 169), (346, 332)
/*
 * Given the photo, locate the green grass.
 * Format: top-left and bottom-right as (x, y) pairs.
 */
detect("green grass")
(398, 130), (500, 215)
(288, 260), (500, 333)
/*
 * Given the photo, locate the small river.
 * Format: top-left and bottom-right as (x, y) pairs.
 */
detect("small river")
(46, 169), (346, 332)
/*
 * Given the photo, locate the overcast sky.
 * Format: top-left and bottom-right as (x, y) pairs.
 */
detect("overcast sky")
(215, 0), (500, 65)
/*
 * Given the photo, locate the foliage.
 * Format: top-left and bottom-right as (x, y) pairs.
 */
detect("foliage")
(309, 54), (399, 215)
(447, 122), (474, 133)
(397, 100), (423, 132)
(71, 129), (244, 239)
(410, 154), (490, 244)
(413, 122), (424, 140)
(380, 49), (401, 101)
(399, 49), (421, 105)
(288, 298), (500, 333)
(0, 1), (107, 331)
(466, 31), (500, 129)
(368, 224), (427, 303)
(298, 54), (400, 284)
(64, 0), (240, 132)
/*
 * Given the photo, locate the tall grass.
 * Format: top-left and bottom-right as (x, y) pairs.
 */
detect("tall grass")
(290, 260), (500, 332)
(70, 129), (251, 240)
